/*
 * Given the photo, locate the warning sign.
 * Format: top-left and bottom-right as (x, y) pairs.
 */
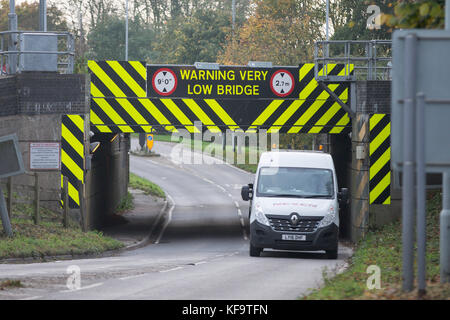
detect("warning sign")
(30, 142), (60, 170)
(147, 65), (299, 99)
(152, 68), (177, 96)
(270, 70), (294, 97)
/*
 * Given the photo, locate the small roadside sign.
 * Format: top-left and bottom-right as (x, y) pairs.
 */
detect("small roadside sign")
(30, 142), (61, 170)
(146, 134), (154, 151)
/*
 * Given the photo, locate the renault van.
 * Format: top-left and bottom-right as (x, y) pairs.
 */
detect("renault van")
(241, 151), (348, 259)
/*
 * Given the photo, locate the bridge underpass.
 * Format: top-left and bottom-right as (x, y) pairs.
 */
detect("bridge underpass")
(79, 60), (362, 240)
(0, 40), (402, 300)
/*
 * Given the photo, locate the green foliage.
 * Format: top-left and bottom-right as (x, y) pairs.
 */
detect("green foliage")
(304, 191), (447, 300)
(0, 279), (23, 290)
(219, 0), (325, 65)
(153, 8), (231, 64)
(0, 218), (123, 259)
(87, 16), (157, 61)
(129, 173), (166, 199)
(383, 0), (445, 29)
(0, 0), (68, 31)
(331, 0), (393, 41)
(115, 192), (135, 214)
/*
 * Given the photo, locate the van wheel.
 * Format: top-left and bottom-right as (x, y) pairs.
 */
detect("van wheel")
(325, 249), (338, 259)
(249, 243), (262, 257)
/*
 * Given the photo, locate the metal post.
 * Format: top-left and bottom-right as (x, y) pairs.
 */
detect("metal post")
(326, 0), (329, 41)
(8, 0), (18, 74)
(77, 179), (86, 232)
(402, 33), (417, 292)
(7, 177), (12, 218)
(325, 0), (329, 58)
(34, 172), (40, 225)
(0, 184), (13, 237)
(416, 92), (426, 295)
(63, 176), (69, 228)
(125, 0), (129, 61)
(446, 0), (450, 31)
(39, 0), (47, 32)
(441, 172), (450, 283)
(440, 0), (450, 284)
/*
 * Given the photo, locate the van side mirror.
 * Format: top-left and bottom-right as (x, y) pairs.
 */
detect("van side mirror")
(241, 184), (253, 201)
(338, 188), (349, 205)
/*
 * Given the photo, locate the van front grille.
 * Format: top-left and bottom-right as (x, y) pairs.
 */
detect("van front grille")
(266, 215), (323, 233)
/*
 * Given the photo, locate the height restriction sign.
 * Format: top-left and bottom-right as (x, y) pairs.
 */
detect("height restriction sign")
(152, 68), (177, 96)
(147, 65), (300, 99)
(270, 69), (294, 97)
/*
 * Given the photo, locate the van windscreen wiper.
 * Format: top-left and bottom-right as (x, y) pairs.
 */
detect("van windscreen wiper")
(304, 195), (332, 199)
(263, 194), (307, 198)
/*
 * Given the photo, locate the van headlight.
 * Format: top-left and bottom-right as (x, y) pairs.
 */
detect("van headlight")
(255, 204), (270, 226)
(317, 206), (336, 229)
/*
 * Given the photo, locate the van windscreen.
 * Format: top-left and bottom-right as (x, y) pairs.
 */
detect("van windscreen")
(256, 167), (334, 199)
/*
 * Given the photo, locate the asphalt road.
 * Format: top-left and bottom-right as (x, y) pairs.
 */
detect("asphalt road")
(0, 140), (351, 300)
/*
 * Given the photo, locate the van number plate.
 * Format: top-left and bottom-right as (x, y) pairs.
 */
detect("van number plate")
(282, 234), (306, 241)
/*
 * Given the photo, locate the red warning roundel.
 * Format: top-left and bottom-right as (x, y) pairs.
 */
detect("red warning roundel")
(152, 68), (177, 96)
(270, 69), (295, 97)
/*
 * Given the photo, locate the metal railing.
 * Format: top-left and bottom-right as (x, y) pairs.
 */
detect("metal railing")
(314, 40), (392, 81)
(0, 30), (74, 75)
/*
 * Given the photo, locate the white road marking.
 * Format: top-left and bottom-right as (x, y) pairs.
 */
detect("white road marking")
(159, 266), (183, 273)
(119, 274), (146, 281)
(155, 194), (175, 244)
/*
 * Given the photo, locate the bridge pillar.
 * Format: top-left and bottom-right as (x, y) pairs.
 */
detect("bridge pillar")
(350, 113), (370, 242)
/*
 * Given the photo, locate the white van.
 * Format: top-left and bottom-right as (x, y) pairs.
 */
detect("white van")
(241, 151), (348, 259)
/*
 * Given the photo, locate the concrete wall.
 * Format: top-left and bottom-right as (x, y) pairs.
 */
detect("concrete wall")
(0, 114), (62, 207)
(0, 74), (129, 229)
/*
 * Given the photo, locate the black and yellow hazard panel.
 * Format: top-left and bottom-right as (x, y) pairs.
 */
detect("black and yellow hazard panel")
(89, 60), (147, 98)
(61, 114), (85, 208)
(369, 113), (391, 205)
(90, 97), (243, 133)
(244, 63), (353, 134)
(88, 61), (354, 134)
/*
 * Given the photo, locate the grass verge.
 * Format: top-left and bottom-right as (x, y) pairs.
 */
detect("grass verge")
(303, 190), (450, 300)
(115, 192), (135, 214)
(0, 279), (23, 290)
(0, 218), (123, 260)
(0, 192), (124, 260)
(129, 173), (166, 199)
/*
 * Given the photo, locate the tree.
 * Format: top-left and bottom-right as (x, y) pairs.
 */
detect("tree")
(0, 0), (68, 31)
(87, 15), (156, 61)
(152, 8), (232, 64)
(382, 0), (445, 29)
(330, 0), (393, 41)
(218, 0), (325, 66)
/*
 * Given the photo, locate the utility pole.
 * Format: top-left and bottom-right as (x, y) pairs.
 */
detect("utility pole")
(125, 0), (129, 61)
(8, 0), (18, 74)
(39, 0), (47, 31)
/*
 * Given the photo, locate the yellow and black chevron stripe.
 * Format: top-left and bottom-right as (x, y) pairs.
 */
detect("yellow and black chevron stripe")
(88, 61), (354, 134)
(369, 113), (391, 205)
(246, 63), (353, 134)
(61, 114), (85, 208)
(89, 60), (147, 98)
(90, 97), (243, 133)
